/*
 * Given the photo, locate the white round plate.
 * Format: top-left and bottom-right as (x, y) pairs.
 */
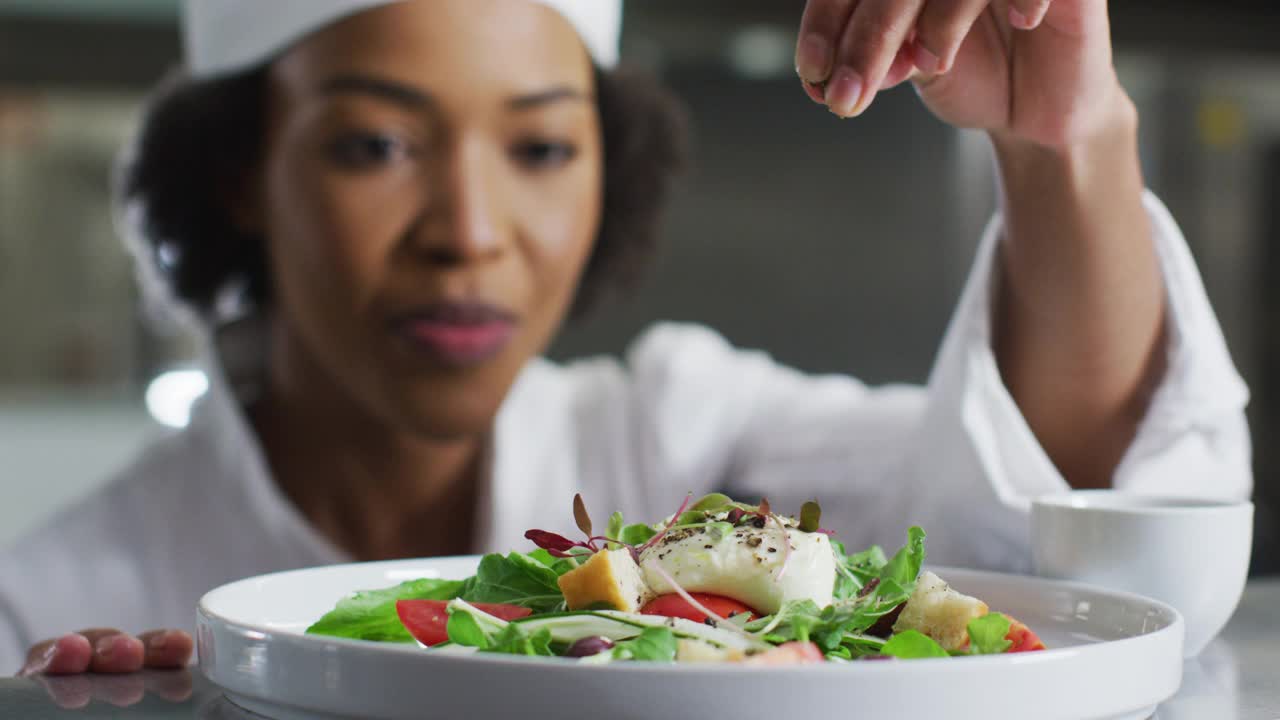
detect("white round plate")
(197, 557), (1184, 720)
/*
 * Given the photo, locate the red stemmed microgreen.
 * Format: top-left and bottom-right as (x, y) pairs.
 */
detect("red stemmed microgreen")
(525, 494), (618, 557)
(525, 493), (677, 560)
(524, 494), (824, 578)
(633, 493), (694, 559)
(522, 529), (586, 558)
(573, 494), (592, 538)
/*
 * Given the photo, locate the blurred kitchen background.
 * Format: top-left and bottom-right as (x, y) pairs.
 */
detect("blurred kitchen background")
(1, 0), (1277, 573)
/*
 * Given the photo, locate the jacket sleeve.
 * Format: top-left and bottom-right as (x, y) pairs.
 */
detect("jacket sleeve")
(576, 191), (1250, 573)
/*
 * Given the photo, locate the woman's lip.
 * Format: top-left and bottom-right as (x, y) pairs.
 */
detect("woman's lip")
(391, 302), (518, 366)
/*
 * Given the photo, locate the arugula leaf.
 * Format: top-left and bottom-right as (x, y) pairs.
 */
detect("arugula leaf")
(611, 627), (678, 662)
(747, 600), (824, 643)
(757, 528), (927, 659)
(880, 526), (926, 588)
(458, 552), (566, 613)
(831, 536), (902, 600)
(830, 540), (864, 601)
(880, 630), (949, 659)
(485, 624), (556, 657)
(751, 593), (906, 658)
(306, 578), (464, 642)
(966, 613), (1013, 655)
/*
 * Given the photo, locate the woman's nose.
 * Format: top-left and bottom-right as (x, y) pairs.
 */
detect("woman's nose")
(409, 136), (508, 266)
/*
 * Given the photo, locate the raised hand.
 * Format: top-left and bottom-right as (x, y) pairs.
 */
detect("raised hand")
(796, 0), (1125, 149)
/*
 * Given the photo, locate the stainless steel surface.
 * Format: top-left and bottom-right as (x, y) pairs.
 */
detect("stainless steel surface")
(1, 580), (1276, 719)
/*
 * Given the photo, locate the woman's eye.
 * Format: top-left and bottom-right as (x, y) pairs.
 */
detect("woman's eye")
(327, 131), (411, 170)
(510, 139), (578, 170)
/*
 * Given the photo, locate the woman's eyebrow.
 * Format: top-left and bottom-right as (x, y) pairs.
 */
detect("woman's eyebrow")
(320, 74), (433, 108)
(318, 75), (589, 112)
(506, 86), (593, 111)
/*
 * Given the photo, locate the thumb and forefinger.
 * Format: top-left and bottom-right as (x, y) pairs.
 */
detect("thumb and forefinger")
(794, 0), (1057, 114)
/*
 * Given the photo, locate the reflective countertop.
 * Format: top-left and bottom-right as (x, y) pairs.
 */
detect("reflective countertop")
(2, 580), (1277, 719)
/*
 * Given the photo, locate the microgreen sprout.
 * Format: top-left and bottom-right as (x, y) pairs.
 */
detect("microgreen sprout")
(525, 493), (696, 561)
(634, 493), (695, 560)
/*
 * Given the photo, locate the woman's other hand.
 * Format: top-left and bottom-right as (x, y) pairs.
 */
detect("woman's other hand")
(18, 628), (192, 676)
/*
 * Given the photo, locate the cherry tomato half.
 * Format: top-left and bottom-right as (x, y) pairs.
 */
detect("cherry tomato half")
(396, 599), (532, 646)
(639, 593), (759, 623)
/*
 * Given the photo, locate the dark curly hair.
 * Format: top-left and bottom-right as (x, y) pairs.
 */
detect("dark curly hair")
(122, 65), (688, 323)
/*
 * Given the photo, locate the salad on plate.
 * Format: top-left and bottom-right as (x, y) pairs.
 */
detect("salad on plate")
(307, 493), (1045, 664)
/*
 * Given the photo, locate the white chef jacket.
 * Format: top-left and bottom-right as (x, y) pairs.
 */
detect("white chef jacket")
(0, 192), (1250, 672)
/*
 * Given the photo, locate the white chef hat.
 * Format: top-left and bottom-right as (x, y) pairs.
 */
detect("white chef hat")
(183, 0), (623, 78)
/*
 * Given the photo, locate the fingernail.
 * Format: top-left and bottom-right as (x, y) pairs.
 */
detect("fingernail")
(914, 44), (941, 75)
(27, 644), (57, 674)
(796, 33), (831, 83)
(149, 634), (168, 651)
(824, 67), (864, 118)
(1009, 7), (1032, 29)
(95, 637), (116, 660)
(802, 80), (826, 104)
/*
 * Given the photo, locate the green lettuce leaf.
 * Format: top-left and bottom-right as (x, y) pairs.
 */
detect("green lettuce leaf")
(526, 548), (578, 578)
(880, 630), (949, 659)
(446, 600), (555, 656)
(618, 523), (657, 546)
(966, 613), (1013, 655)
(458, 552), (567, 613)
(446, 609), (491, 648)
(611, 627), (678, 662)
(308, 551), (570, 643)
(305, 578), (464, 643)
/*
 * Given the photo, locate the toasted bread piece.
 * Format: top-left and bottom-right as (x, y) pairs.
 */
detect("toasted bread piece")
(892, 570), (989, 651)
(557, 548), (654, 612)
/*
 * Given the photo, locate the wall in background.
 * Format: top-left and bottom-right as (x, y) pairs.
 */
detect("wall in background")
(0, 400), (157, 546)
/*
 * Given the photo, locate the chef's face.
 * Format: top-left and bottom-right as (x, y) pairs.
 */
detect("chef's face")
(251, 0), (603, 439)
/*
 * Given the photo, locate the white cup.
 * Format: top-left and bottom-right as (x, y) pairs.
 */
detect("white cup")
(1030, 491), (1253, 657)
